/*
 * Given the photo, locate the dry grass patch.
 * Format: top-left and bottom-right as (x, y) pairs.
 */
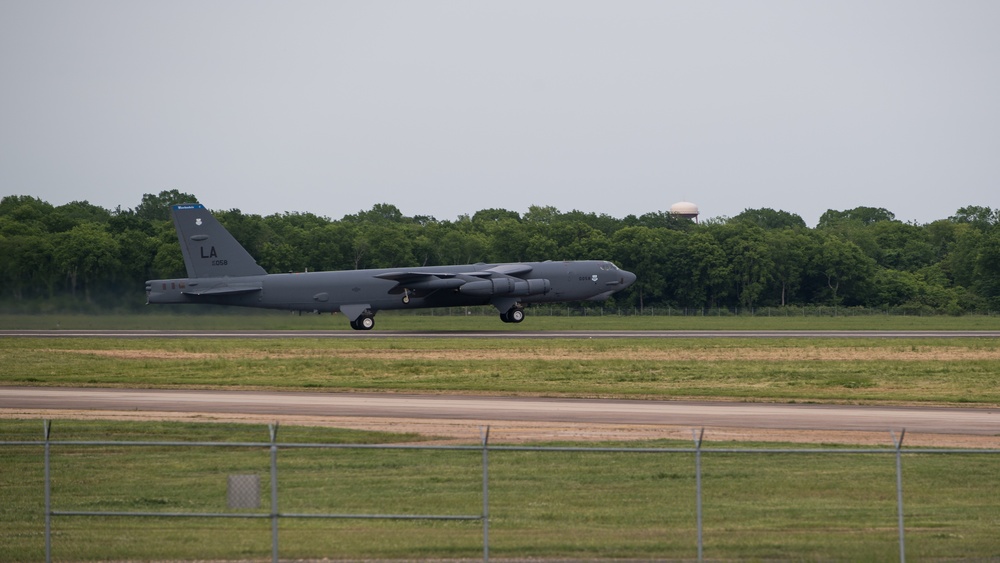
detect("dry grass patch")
(60, 346), (1000, 362)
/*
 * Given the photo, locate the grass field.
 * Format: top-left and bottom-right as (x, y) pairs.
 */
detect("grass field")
(3, 419), (999, 561)
(2, 313), (999, 560)
(3, 334), (999, 406)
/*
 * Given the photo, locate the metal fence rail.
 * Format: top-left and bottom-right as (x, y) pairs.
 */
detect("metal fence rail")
(4, 420), (999, 562)
(23, 421), (491, 563)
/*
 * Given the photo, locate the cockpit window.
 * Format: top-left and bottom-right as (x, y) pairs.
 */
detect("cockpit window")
(600, 262), (618, 271)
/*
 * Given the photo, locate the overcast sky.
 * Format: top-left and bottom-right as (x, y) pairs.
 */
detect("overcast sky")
(2, 1), (998, 227)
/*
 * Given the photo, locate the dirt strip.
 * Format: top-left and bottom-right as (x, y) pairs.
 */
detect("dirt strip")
(56, 346), (1000, 361)
(4, 409), (998, 449)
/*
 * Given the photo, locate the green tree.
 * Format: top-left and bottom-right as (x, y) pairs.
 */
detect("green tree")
(344, 203), (406, 224)
(447, 225), (490, 266)
(0, 196), (55, 234)
(945, 226), (982, 290)
(523, 205), (561, 225)
(766, 228), (813, 306)
(50, 200), (111, 231)
(924, 219), (963, 263)
(560, 209), (622, 235)
(732, 208), (806, 230)
(871, 268), (922, 307)
(0, 234), (56, 300)
(114, 229), (159, 291)
(472, 208), (521, 224)
(351, 224), (415, 269)
(870, 221), (935, 271)
(134, 190), (199, 222)
(709, 223), (774, 309)
(149, 220), (187, 278)
(950, 205), (997, 230)
(817, 206), (896, 228)
(972, 230), (1000, 309)
(611, 226), (671, 311)
(216, 209), (270, 266)
(666, 231), (730, 308)
(304, 223), (355, 271)
(258, 241), (302, 273)
(52, 223), (120, 302)
(810, 234), (876, 306)
(635, 210), (695, 231)
(547, 222), (609, 260)
(483, 218), (532, 263)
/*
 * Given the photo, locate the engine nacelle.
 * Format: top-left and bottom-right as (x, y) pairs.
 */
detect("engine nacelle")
(459, 277), (550, 297)
(512, 278), (551, 296)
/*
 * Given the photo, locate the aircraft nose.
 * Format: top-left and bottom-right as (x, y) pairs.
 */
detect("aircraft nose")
(620, 270), (637, 288)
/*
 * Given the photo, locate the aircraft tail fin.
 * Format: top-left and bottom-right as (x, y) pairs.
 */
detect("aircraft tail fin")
(171, 204), (267, 278)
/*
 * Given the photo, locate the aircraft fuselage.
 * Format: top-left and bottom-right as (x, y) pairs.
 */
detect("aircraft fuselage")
(147, 260), (630, 314)
(145, 203), (636, 329)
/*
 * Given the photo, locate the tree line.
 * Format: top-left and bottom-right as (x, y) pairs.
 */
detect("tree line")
(1, 190), (999, 314)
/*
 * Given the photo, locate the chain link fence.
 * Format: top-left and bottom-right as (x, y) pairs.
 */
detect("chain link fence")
(3, 421), (999, 562)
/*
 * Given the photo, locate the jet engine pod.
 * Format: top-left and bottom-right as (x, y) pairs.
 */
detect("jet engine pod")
(458, 279), (502, 296)
(512, 278), (551, 296)
(459, 277), (550, 296)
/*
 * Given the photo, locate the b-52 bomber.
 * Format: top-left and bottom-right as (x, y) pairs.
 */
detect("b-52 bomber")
(146, 204), (636, 330)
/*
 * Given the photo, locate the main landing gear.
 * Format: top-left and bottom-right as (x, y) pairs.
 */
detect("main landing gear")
(349, 312), (376, 330)
(499, 305), (525, 323)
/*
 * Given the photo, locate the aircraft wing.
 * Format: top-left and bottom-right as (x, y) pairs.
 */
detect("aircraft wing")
(375, 272), (460, 282)
(374, 272), (467, 293)
(374, 264), (535, 294)
(481, 264), (534, 277)
(182, 285), (262, 296)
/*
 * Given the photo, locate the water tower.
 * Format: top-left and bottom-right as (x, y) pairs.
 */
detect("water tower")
(669, 201), (699, 223)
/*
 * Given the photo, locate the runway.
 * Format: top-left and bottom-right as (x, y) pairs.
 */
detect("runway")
(4, 329), (1000, 339)
(2, 387), (997, 437)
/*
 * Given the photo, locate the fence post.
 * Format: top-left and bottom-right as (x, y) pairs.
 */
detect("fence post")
(44, 419), (52, 563)
(481, 426), (490, 562)
(269, 423), (279, 563)
(892, 429), (906, 563)
(692, 428), (704, 563)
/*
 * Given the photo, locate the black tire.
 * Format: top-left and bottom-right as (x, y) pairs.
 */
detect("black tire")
(509, 307), (525, 323)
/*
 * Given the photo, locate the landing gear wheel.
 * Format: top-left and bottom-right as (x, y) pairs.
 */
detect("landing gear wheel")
(508, 307), (525, 323)
(500, 306), (525, 323)
(350, 313), (376, 331)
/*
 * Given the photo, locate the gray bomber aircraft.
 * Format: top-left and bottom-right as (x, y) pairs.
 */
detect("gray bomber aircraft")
(146, 204), (636, 330)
